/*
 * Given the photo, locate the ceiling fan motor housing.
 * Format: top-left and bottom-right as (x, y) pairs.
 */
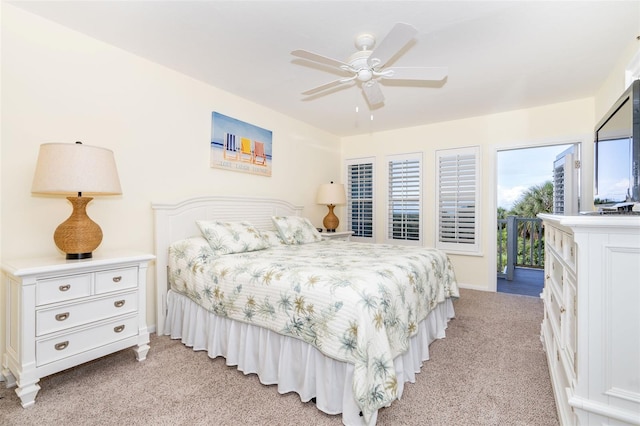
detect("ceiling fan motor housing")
(348, 50), (375, 82)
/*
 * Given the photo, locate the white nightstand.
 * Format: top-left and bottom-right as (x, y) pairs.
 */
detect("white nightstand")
(321, 231), (354, 241)
(1, 251), (154, 407)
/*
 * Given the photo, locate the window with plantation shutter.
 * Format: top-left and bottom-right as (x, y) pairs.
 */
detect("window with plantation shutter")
(553, 145), (579, 215)
(386, 153), (422, 244)
(436, 147), (481, 253)
(346, 158), (375, 240)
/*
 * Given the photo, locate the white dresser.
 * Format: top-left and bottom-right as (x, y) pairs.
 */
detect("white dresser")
(539, 214), (640, 425)
(1, 251), (154, 407)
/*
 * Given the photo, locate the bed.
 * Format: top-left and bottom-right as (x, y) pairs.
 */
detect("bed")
(153, 196), (459, 425)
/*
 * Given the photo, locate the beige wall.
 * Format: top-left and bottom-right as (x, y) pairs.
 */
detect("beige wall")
(0, 4), (341, 358)
(595, 39), (640, 120)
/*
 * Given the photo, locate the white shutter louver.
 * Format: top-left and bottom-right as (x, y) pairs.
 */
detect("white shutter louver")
(346, 160), (374, 239)
(552, 146), (578, 215)
(436, 147), (480, 253)
(387, 154), (421, 243)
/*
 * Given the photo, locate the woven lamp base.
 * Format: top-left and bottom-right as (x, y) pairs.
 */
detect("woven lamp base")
(322, 204), (339, 232)
(54, 196), (103, 259)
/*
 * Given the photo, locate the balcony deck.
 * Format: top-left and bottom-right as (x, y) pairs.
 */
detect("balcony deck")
(497, 267), (544, 297)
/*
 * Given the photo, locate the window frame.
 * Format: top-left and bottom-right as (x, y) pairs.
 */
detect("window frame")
(385, 152), (423, 245)
(435, 146), (481, 254)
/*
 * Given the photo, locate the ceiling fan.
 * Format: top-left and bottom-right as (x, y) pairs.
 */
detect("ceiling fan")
(291, 23), (448, 107)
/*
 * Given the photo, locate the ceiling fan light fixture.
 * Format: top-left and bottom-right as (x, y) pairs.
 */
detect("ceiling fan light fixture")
(357, 69), (373, 82)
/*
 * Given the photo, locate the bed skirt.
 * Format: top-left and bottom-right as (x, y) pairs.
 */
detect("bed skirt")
(164, 290), (455, 426)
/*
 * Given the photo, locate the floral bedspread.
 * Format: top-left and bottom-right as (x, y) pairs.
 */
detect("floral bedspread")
(168, 237), (459, 421)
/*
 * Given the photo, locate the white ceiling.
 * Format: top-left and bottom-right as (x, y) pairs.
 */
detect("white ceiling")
(9, 1), (640, 137)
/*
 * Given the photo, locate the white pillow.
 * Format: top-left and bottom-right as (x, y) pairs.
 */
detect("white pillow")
(271, 216), (322, 245)
(196, 220), (269, 255)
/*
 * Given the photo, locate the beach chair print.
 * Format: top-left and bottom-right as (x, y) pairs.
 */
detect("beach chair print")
(240, 137), (253, 162)
(254, 141), (267, 166)
(223, 133), (238, 160)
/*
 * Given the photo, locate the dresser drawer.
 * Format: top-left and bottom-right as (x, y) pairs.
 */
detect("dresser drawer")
(36, 314), (138, 367)
(36, 291), (138, 336)
(546, 283), (562, 338)
(561, 232), (576, 267)
(548, 255), (563, 293)
(36, 274), (92, 306)
(95, 267), (138, 294)
(546, 226), (557, 250)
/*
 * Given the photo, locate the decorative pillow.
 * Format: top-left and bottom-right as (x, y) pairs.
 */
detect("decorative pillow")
(260, 229), (285, 247)
(196, 220), (269, 255)
(271, 216), (322, 245)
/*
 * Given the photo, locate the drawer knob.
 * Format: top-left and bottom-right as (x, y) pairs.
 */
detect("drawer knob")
(59, 284), (71, 292)
(114, 325), (125, 333)
(112, 276), (122, 283)
(114, 300), (126, 308)
(55, 312), (70, 321)
(54, 341), (69, 351)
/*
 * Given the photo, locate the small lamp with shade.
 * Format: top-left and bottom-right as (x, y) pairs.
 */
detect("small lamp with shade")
(31, 141), (122, 259)
(316, 181), (346, 232)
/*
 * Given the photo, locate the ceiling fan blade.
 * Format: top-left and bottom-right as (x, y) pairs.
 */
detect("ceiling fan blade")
(302, 79), (348, 95)
(382, 66), (448, 81)
(367, 23), (418, 69)
(291, 49), (350, 69)
(362, 80), (385, 106)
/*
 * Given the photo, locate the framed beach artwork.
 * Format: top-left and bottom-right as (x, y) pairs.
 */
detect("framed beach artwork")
(210, 112), (273, 177)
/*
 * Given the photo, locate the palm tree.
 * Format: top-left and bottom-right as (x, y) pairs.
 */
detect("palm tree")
(510, 181), (553, 217)
(497, 206), (508, 220)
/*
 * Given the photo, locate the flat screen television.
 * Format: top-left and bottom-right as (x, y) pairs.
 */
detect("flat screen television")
(594, 79), (640, 211)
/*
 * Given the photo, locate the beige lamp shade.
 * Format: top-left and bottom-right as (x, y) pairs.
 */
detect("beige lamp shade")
(31, 142), (122, 259)
(316, 182), (346, 232)
(316, 182), (346, 206)
(32, 142), (122, 195)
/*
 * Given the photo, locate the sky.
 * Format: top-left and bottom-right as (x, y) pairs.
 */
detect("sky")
(596, 137), (632, 203)
(497, 144), (573, 210)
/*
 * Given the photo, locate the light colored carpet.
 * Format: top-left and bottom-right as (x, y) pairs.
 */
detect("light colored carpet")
(0, 289), (559, 425)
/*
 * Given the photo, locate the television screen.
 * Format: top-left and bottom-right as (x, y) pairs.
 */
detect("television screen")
(594, 80), (640, 210)
(595, 136), (632, 206)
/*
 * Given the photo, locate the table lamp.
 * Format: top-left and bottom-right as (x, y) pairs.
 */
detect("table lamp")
(316, 181), (346, 232)
(31, 141), (122, 259)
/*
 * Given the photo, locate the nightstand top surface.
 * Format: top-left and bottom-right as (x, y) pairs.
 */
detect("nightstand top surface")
(2, 250), (155, 277)
(321, 231), (354, 236)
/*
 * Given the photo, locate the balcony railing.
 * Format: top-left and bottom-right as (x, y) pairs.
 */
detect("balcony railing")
(497, 216), (544, 280)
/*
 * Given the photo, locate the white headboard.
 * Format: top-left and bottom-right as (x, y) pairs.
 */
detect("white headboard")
(151, 196), (303, 335)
